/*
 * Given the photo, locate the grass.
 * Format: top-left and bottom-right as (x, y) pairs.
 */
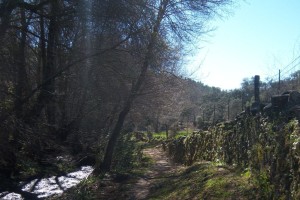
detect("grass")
(147, 162), (256, 200)
(175, 130), (191, 138)
(152, 130), (193, 140)
(152, 131), (167, 139)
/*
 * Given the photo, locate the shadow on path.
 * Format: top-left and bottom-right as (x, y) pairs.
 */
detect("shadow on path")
(130, 146), (185, 200)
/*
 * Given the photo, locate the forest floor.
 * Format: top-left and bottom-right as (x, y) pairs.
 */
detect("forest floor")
(129, 146), (185, 199)
(81, 145), (185, 200)
(54, 145), (257, 200)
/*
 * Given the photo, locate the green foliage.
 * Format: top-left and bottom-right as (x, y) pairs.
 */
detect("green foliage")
(18, 159), (39, 178)
(153, 131), (167, 140)
(175, 130), (190, 138)
(205, 177), (232, 198)
(112, 133), (144, 173)
(251, 170), (274, 199)
(241, 168), (251, 179)
(72, 176), (99, 200)
(163, 114), (300, 198)
(152, 130), (191, 140)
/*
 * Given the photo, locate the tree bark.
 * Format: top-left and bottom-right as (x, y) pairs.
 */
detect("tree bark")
(45, 0), (58, 127)
(15, 7), (29, 118)
(98, 101), (132, 172)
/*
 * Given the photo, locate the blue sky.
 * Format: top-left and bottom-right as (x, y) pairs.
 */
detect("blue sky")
(188, 0), (300, 90)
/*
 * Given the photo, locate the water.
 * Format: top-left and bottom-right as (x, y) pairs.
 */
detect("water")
(0, 166), (93, 199)
(0, 193), (22, 200)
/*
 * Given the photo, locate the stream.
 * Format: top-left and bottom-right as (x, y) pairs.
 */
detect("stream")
(0, 166), (93, 199)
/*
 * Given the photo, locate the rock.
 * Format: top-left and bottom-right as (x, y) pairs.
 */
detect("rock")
(263, 90), (300, 120)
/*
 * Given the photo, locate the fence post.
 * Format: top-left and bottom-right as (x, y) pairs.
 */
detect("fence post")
(213, 105), (215, 125)
(254, 75), (260, 103)
(278, 69), (281, 93)
(241, 92), (244, 111)
(227, 98), (230, 120)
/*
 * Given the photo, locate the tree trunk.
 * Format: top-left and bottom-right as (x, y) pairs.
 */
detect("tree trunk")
(0, 0), (16, 46)
(38, 11), (46, 85)
(25, 1), (58, 127)
(154, 115), (159, 133)
(97, 0), (168, 173)
(45, 0), (58, 127)
(98, 102), (131, 172)
(15, 7), (29, 118)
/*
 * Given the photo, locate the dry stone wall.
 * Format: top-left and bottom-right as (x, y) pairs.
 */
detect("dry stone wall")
(164, 113), (300, 199)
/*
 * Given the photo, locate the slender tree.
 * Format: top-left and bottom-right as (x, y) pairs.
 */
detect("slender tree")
(98, 0), (231, 172)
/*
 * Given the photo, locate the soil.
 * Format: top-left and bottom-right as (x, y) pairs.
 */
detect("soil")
(130, 146), (185, 199)
(98, 145), (185, 200)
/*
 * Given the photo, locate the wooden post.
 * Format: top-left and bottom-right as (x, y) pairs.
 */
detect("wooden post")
(298, 71), (300, 88)
(241, 92), (244, 111)
(278, 69), (281, 93)
(213, 105), (216, 125)
(227, 98), (230, 120)
(254, 75), (260, 103)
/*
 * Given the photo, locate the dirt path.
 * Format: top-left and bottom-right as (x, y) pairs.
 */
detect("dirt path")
(131, 146), (185, 200)
(96, 145), (257, 200)
(97, 145), (184, 200)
